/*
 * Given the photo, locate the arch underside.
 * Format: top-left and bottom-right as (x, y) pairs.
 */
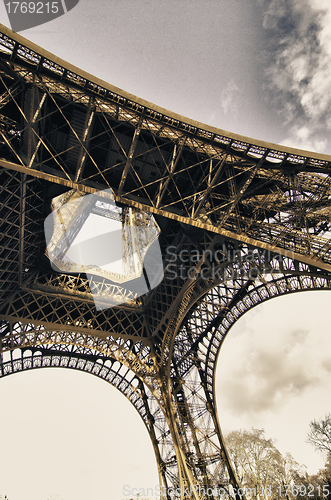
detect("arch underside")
(1, 261), (330, 498)
(1, 24), (331, 500)
(159, 261), (331, 495)
(0, 339), (177, 492)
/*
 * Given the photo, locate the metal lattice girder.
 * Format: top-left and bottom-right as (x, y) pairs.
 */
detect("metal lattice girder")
(0, 343), (173, 492)
(1, 260), (330, 499)
(1, 24), (331, 500)
(1, 25), (331, 272)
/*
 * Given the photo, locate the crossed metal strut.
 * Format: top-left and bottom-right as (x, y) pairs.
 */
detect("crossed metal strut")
(1, 24), (331, 499)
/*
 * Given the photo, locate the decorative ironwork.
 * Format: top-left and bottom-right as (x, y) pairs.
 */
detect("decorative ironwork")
(1, 24), (331, 500)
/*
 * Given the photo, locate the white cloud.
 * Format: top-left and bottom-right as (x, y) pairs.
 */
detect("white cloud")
(280, 125), (327, 153)
(217, 292), (331, 416)
(221, 80), (240, 115)
(216, 291), (331, 472)
(261, 0), (288, 29)
(260, 0), (331, 154)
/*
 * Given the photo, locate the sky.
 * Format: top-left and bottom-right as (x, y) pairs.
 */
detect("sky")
(1, 0), (331, 499)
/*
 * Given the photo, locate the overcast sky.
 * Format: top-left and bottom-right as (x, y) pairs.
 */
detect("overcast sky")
(1, 1), (331, 499)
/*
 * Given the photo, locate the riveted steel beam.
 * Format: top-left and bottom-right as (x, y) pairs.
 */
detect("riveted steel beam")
(118, 109), (146, 195)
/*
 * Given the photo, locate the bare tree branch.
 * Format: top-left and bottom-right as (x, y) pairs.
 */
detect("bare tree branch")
(307, 414), (331, 456)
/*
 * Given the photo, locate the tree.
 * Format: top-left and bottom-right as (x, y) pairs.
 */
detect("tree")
(292, 465), (331, 500)
(305, 415), (331, 500)
(307, 414), (331, 456)
(224, 428), (302, 500)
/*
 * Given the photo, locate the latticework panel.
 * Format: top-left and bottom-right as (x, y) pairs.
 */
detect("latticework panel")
(162, 262), (331, 497)
(1, 25), (331, 274)
(0, 344), (176, 493)
(0, 168), (44, 300)
(2, 24), (331, 500)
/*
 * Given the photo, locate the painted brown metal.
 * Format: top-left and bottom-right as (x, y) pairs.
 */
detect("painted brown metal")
(1, 24), (331, 499)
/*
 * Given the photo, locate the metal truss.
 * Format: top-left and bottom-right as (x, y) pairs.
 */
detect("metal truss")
(1, 24), (331, 500)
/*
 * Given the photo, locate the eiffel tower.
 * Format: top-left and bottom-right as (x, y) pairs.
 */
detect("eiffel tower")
(1, 24), (331, 500)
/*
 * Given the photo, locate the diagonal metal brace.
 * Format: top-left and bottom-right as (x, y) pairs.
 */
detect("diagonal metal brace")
(118, 109), (146, 195)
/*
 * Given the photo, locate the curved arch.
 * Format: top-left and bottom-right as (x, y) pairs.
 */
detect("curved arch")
(2, 22), (331, 499)
(213, 288), (331, 477)
(205, 273), (331, 401)
(0, 364), (161, 500)
(0, 349), (148, 421)
(0, 345), (178, 493)
(167, 256), (331, 402)
(162, 265), (331, 494)
(0, 325), (161, 399)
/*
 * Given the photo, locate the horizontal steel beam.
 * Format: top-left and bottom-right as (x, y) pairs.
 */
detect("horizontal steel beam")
(1, 157), (331, 273)
(1, 23), (331, 168)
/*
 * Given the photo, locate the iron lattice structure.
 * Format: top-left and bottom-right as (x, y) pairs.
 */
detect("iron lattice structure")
(1, 25), (331, 499)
